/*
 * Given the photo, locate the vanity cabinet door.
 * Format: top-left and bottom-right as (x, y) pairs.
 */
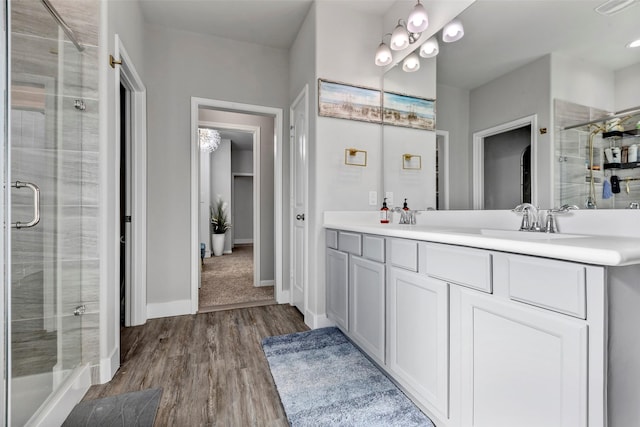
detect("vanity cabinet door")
(387, 267), (449, 420)
(452, 287), (588, 427)
(326, 248), (349, 331)
(349, 255), (386, 364)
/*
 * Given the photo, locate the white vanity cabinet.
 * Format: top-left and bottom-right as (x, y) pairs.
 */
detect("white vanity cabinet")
(325, 228), (609, 427)
(326, 247), (348, 331)
(451, 288), (588, 427)
(387, 266), (449, 420)
(325, 230), (386, 363)
(449, 251), (601, 427)
(350, 255), (385, 364)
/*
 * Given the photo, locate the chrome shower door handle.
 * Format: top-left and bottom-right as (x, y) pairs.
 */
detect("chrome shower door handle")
(11, 181), (41, 229)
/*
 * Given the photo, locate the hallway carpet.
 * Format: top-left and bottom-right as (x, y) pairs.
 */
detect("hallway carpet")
(199, 245), (274, 310)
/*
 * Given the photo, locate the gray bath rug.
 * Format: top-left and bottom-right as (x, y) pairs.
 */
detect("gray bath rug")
(262, 327), (434, 426)
(62, 388), (162, 427)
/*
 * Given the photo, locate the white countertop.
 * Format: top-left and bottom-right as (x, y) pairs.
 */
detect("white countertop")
(323, 215), (640, 267)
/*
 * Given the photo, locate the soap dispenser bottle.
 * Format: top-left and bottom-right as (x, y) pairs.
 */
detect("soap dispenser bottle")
(403, 198), (409, 211)
(380, 198), (390, 224)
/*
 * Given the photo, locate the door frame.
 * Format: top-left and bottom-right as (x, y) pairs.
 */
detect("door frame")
(289, 85), (309, 314)
(199, 120), (260, 288)
(190, 98), (285, 313)
(436, 130), (450, 210)
(113, 35), (147, 328)
(472, 115), (537, 209)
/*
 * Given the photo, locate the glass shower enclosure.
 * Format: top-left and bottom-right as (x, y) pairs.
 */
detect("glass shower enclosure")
(6, 0), (92, 424)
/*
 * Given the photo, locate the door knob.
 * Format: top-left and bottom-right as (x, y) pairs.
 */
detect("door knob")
(296, 213), (305, 221)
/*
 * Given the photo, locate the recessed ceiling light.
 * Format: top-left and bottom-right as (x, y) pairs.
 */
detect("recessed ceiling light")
(627, 39), (640, 48)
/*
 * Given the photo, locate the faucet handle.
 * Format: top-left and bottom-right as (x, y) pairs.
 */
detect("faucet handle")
(518, 209), (531, 231)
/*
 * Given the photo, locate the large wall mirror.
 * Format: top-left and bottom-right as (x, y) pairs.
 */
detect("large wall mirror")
(383, 0), (640, 210)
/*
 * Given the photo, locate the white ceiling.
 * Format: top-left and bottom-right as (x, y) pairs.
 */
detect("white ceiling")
(139, 0), (640, 90)
(437, 0), (640, 90)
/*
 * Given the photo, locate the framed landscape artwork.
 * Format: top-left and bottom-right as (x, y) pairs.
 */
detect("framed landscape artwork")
(383, 91), (435, 131)
(318, 79), (382, 124)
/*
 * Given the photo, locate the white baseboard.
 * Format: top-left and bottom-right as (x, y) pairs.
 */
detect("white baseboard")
(147, 299), (192, 319)
(277, 289), (290, 304)
(258, 279), (274, 287)
(304, 309), (335, 329)
(26, 364), (91, 427)
(99, 345), (120, 384)
(234, 238), (253, 244)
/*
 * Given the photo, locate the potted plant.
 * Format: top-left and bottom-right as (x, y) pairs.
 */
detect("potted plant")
(210, 197), (231, 256)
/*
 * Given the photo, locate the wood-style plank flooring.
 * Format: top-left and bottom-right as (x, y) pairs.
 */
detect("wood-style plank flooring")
(83, 304), (309, 426)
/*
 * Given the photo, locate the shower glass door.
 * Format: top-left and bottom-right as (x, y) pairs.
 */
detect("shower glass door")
(9, 1), (84, 424)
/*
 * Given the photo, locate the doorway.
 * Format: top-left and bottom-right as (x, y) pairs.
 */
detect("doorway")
(197, 121), (275, 311)
(190, 98), (286, 314)
(472, 115), (537, 209)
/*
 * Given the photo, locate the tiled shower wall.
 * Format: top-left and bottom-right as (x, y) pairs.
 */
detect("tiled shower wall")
(10, 0), (101, 380)
(555, 99), (640, 209)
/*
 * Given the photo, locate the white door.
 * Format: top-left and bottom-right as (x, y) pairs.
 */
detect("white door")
(290, 86), (308, 314)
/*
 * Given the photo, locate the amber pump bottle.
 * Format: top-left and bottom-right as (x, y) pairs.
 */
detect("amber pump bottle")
(380, 198), (390, 224)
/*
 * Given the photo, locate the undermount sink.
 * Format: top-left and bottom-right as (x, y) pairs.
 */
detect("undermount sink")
(479, 229), (587, 240)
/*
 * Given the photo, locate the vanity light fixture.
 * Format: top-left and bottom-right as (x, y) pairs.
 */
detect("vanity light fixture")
(442, 19), (464, 42)
(627, 38), (640, 48)
(419, 37), (439, 58)
(375, 33), (393, 66)
(199, 128), (221, 152)
(407, 0), (429, 33)
(402, 52), (421, 72)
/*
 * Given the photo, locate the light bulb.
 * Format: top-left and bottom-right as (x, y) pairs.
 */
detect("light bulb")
(375, 42), (393, 66)
(442, 19), (464, 43)
(390, 23), (409, 50)
(407, 1), (428, 33)
(402, 53), (420, 72)
(419, 37), (439, 58)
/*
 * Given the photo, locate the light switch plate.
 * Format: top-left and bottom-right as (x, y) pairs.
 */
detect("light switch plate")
(369, 191), (377, 206)
(385, 192), (394, 206)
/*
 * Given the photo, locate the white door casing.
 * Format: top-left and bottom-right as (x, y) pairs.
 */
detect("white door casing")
(290, 85), (309, 315)
(115, 36), (147, 328)
(190, 98), (285, 313)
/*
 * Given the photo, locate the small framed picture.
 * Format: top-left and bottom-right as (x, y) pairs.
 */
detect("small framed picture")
(318, 79), (382, 124)
(383, 91), (435, 130)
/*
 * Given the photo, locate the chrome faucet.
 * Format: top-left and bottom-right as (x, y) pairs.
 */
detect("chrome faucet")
(513, 203), (541, 231)
(393, 207), (416, 224)
(544, 204), (579, 233)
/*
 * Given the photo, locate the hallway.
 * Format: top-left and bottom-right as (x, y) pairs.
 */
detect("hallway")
(199, 245), (275, 311)
(83, 305), (307, 425)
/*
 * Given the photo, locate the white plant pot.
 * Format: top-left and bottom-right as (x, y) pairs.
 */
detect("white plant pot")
(212, 233), (225, 256)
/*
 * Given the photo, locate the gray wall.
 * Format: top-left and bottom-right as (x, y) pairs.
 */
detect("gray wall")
(232, 149), (253, 174)
(144, 24), (288, 305)
(470, 55), (552, 208)
(483, 126), (531, 209)
(437, 83), (471, 209)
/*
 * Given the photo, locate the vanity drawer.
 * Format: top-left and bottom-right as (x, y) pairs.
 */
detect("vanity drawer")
(363, 235), (385, 263)
(390, 239), (418, 271)
(506, 255), (586, 319)
(421, 243), (492, 293)
(338, 231), (362, 256)
(326, 229), (338, 249)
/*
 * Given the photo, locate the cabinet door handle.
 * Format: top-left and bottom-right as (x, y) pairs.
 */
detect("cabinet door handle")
(11, 181), (41, 229)
(296, 213), (305, 221)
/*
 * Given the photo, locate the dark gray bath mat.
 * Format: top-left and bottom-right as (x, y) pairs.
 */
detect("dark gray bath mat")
(62, 388), (162, 427)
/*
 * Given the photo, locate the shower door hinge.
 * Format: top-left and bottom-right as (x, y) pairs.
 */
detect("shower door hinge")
(125, 215), (132, 223)
(74, 305), (86, 316)
(74, 99), (86, 111)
